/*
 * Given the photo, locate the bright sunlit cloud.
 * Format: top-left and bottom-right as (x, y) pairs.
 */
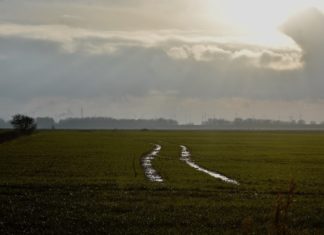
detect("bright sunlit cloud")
(207, 0), (324, 33)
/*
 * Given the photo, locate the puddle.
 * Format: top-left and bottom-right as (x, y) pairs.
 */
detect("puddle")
(180, 145), (239, 185)
(142, 144), (163, 182)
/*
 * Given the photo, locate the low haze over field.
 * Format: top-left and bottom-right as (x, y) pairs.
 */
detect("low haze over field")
(1, 0), (324, 123)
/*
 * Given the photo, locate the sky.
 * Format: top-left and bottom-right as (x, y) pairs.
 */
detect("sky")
(1, 0), (324, 123)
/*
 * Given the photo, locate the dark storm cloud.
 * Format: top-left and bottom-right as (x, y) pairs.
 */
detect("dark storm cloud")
(0, 29), (305, 102)
(281, 8), (324, 97)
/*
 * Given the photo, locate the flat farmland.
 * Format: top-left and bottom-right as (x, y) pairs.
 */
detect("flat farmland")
(0, 131), (323, 234)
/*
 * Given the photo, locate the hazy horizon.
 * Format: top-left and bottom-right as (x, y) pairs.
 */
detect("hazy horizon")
(1, 1), (324, 124)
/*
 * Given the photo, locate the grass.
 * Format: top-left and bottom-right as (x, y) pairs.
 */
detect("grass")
(0, 130), (323, 234)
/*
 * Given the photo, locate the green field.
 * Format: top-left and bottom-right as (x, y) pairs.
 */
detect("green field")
(0, 131), (323, 234)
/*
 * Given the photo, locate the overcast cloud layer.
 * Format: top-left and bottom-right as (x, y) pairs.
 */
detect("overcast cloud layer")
(1, 1), (324, 123)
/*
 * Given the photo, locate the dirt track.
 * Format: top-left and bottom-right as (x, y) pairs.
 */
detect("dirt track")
(180, 145), (239, 185)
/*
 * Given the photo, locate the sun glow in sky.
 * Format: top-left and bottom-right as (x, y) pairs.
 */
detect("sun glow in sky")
(208, 0), (324, 33)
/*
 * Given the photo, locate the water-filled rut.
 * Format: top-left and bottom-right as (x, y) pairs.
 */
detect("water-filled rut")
(142, 144), (163, 182)
(180, 145), (239, 185)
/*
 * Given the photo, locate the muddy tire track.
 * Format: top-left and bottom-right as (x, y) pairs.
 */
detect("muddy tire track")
(180, 145), (239, 185)
(142, 144), (163, 182)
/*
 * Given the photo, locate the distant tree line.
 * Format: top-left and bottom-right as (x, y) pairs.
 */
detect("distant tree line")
(1, 116), (324, 130)
(57, 117), (178, 130)
(0, 117), (179, 130)
(201, 118), (324, 130)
